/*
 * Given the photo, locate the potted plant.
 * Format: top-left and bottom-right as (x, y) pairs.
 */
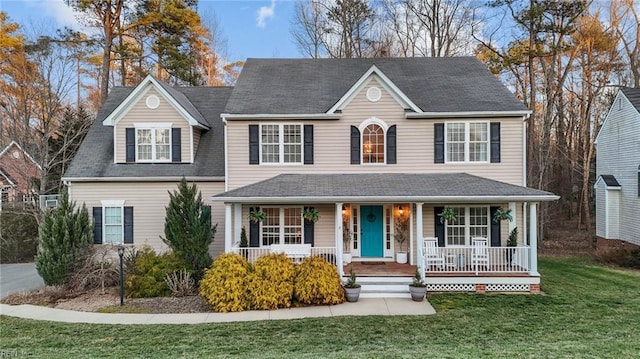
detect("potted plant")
(394, 207), (409, 264)
(343, 227), (352, 264)
(492, 207), (513, 223)
(248, 208), (265, 223)
(303, 207), (319, 223)
(408, 267), (427, 302)
(506, 227), (518, 267)
(239, 226), (249, 260)
(439, 207), (458, 224)
(343, 268), (361, 302)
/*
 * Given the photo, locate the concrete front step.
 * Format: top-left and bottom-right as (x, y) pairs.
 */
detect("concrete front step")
(357, 277), (413, 298)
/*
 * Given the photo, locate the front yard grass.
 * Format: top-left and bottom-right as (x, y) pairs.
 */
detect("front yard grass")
(1, 256), (639, 358)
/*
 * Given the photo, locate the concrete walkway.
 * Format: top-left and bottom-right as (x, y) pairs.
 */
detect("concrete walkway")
(0, 298), (435, 324)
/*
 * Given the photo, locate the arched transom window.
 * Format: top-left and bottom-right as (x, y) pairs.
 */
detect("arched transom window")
(362, 123), (385, 163)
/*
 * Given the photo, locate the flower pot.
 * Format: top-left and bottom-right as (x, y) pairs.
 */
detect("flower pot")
(344, 286), (361, 302)
(343, 252), (352, 264)
(396, 252), (408, 264)
(409, 285), (427, 302)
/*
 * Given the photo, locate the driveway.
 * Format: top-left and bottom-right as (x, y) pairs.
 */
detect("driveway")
(0, 263), (44, 298)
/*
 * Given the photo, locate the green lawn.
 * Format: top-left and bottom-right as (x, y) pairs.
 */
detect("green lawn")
(2, 256), (639, 358)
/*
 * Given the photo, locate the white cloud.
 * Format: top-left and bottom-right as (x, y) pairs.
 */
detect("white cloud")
(256, 0), (276, 29)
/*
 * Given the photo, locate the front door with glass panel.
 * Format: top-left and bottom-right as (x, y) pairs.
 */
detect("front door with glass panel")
(360, 205), (383, 257)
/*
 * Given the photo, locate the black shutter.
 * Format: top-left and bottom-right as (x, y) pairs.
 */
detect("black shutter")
(126, 128), (135, 163)
(350, 126), (360, 164)
(386, 125), (397, 164)
(92, 207), (102, 244)
(490, 206), (501, 247)
(249, 207), (260, 247)
(249, 125), (259, 165)
(171, 128), (181, 162)
(304, 207), (315, 246)
(304, 125), (314, 164)
(124, 206), (134, 244)
(434, 123), (444, 164)
(490, 122), (501, 163)
(434, 206), (445, 247)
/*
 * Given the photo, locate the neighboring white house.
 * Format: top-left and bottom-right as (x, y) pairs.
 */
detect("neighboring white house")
(595, 88), (640, 246)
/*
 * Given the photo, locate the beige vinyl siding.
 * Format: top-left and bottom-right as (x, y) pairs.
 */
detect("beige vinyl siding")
(69, 181), (226, 257)
(226, 78), (525, 190)
(596, 92), (640, 245)
(193, 128), (201, 155)
(239, 204), (336, 248)
(595, 181), (607, 238)
(114, 87), (192, 164)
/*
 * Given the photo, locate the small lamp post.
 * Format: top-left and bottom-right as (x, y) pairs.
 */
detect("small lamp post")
(117, 245), (125, 306)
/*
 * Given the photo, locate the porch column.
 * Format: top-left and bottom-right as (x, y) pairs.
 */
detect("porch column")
(224, 203), (232, 253)
(335, 202), (344, 276)
(508, 202), (517, 235)
(233, 204), (242, 246)
(529, 202), (539, 275)
(416, 203), (424, 278)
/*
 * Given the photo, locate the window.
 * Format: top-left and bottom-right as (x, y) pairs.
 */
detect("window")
(261, 207), (303, 246)
(260, 124), (302, 164)
(445, 122), (488, 163)
(136, 128), (171, 162)
(445, 207), (490, 246)
(362, 124), (385, 163)
(103, 206), (123, 244)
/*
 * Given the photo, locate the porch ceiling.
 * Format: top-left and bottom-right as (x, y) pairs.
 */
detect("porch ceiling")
(213, 173), (559, 204)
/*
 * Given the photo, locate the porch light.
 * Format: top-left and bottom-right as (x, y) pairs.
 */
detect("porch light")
(398, 205), (404, 216)
(342, 204), (347, 214)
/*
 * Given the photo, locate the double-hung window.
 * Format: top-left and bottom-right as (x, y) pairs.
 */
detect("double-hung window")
(445, 206), (489, 246)
(445, 122), (488, 163)
(260, 124), (302, 164)
(261, 207), (303, 246)
(102, 200), (125, 244)
(136, 125), (171, 162)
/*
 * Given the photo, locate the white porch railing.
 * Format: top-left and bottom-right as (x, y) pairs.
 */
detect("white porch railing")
(424, 246), (530, 274)
(230, 246), (337, 265)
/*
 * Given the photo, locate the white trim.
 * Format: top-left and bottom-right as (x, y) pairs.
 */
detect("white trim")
(222, 113), (340, 120)
(0, 141), (42, 170)
(225, 204), (232, 252)
(134, 127), (172, 163)
(529, 202), (538, 275)
(594, 175), (622, 190)
(522, 120), (527, 187)
(100, 200), (125, 207)
(112, 127), (117, 164)
(444, 121), (490, 164)
(604, 189), (609, 238)
(215, 195), (560, 203)
(258, 206), (305, 246)
(336, 203), (344, 276)
(358, 117), (389, 132)
(145, 94), (160, 109)
(0, 170), (16, 186)
(595, 90), (638, 145)
(416, 203), (424, 278)
(101, 201), (125, 245)
(444, 206), (490, 246)
(133, 122), (172, 128)
(223, 116), (229, 192)
(233, 204), (242, 246)
(328, 66), (422, 113)
(63, 176), (225, 182)
(190, 126), (194, 163)
(359, 118), (388, 165)
(258, 123), (304, 165)
(366, 86), (382, 102)
(405, 111), (531, 119)
(102, 75), (209, 129)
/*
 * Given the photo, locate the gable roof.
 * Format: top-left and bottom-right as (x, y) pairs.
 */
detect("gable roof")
(102, 75), (210, 129)
(224, 57), (529, 115)
(0, 141), (42, 169)
(621, 87), (640, 114)
(596, 175), (621, 188)
(213, 173), (558, 203)
(595, 87), (640, 145)
(63, 86), (233, 180)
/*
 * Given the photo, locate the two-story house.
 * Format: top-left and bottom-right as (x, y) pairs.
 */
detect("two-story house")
(64, 57), (558, 295)
(0, 141), (41, 209)
(595, 88), (640, 247)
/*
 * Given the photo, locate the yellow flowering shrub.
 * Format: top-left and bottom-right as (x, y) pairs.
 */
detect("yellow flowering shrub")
(293, 256), (345, 305)
(247, 253), (295, 310)
(199, 253), (250, 312)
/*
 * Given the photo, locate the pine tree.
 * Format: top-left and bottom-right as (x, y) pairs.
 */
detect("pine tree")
(163, 178), (215, 280)
(35, 194), (92, 286)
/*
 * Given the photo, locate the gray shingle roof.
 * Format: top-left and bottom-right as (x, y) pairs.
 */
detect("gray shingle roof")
(153, 76), (209, 129)
(224, 57), (528, 114)
(63, 86), (232, 179)
(213, 173), (557, 202)
(599, 175), (621, 187)
(621, 87), (640, 114)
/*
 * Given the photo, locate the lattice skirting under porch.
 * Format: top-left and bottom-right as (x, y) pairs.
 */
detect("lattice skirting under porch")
(427, 283), (476, 292)
(486, 283), (530, 292)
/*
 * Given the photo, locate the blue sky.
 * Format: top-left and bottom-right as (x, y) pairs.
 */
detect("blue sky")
(0, 0), (300, 60)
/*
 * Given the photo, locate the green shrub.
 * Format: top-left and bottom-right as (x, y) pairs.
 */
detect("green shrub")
(293, 256), (345, 305)
(163, 178), (216, 281)
(199, 253), (250, 312)
(35, 194), (92, 286)
(125, 246), (188, 298)
(0, 208), (39, 263)
(247, 253), (295, 310)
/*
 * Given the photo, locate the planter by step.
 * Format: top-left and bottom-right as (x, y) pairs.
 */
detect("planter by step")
(344, 285), (361, 302)
(396, 252), (408, 264)
(409, 285), (427, 302)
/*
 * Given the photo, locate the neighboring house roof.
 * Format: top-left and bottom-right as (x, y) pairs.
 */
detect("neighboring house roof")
(596, 175), (622, 188)
(213, 173), (558, 203)
(621, 87), (640, 114)
(595, 87), (640, 145)
(224, 57), (529, 115)
(63, 86), (233, 180)
(0, 141), (42, 170)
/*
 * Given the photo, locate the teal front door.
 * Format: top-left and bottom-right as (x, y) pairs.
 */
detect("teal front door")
(360, 205), (384, 257)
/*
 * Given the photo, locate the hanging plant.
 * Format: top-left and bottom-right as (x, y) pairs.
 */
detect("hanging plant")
(303, 207), (319, 223)
(248, 209), (266, 223)
(492, 207), (513, 223)
(439, 207), (458, 224)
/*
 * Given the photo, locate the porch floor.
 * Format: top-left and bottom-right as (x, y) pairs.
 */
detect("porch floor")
(343, 262), (534, 277)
